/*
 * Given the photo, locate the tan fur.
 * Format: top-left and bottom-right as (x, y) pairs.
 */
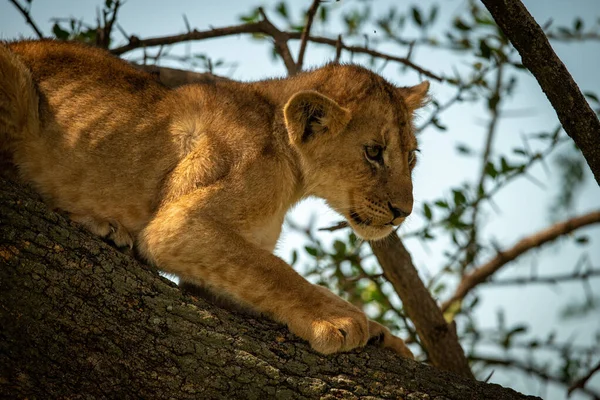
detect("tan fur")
(0, 40), (428, 357)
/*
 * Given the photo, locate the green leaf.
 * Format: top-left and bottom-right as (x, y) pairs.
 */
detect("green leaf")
(584, 91), (599, 104)
(290, 250), (298, 266)
(574, 18), (583, 32)
(333, 240), (346, 255)
(454, 18), (471, 31)
(500, 157), (511, 173)
(429, 6), (438, 24)
(412, 7), (423, 26)
(423, 203), (433, 220)
(304, 246), (318, 257)
(488, 93), (500, 110)
(239, 8), (260, 23)
(513, 148), (527, 156)
(432, 117), (447, 131)
(434, 200), (449, 209)
(52, 23), (70, 40)
(453, 190), (466, 206)
(575, 236), (589, 245)
(485, 162), (498, 179)
(508, 325), (528, 335)
(275, 2), (288, 19)
(479, 39), (492, 59)
(319, 6), (328, 22)
(456, 143), (472, 155)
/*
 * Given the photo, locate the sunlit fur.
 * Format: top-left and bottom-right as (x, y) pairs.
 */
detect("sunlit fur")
(0, 40), (427, 357)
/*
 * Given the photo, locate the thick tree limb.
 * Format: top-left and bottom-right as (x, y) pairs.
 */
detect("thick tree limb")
(370, 234), (474, 379)
(441, 210), (600, 312)
(481, 0), (600, 185)
(0, 177), (537, 399)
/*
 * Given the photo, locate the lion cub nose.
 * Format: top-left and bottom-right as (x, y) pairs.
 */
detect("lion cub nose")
(388, 201), (411, 223)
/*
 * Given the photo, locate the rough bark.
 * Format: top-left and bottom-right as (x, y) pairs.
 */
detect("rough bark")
(481, 0), (600, 185)
(0, 176), (537, 399)
(370, 235), (473, 379)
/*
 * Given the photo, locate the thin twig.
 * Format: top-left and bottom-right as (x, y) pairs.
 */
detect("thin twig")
(471, 355), (600, 398)
(461, 62), (505, 273)
(296, 0), (321, 71)
(318, 221), (348, 232)
(568, 360), (600, 397)
(441, 210), (600, 312)
(482, 267), (600, 286)
(334, 34), (343, 63)
(8, 0), (44, 39)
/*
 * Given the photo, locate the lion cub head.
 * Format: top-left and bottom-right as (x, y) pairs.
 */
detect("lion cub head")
(284, 65), (429, 240)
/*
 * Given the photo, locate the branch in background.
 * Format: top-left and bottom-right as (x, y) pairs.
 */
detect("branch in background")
(471, 355), (600, 399)
(110, 22), (266, 56)
(441, 210), (600, 313)
(462, 62), (505, 273)
(288, 32), (443, 81)
(370, 233), (474, 379)
(481, 0), (600, 185)
(256, 8), (297, 75)
(109, 19), (443, 81)
(481, 266), (600, 286)
(96, 0), (122, 49)
(296, 0), (321, 72)
(568, 360), (600, 398)
(8, 0), (44, 39)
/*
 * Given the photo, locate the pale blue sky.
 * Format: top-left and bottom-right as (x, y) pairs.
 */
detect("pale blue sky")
(1, 1), (599, 398)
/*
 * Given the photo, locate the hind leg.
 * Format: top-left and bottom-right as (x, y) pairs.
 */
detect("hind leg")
(70, 213), (133, 249)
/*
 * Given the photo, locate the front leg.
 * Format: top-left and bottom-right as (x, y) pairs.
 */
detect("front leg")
(139, 194), (369, 354)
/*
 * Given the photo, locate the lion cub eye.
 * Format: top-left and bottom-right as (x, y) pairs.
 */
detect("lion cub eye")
(365, 145), (384, 164)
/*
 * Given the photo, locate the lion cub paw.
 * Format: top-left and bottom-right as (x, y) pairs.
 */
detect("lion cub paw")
(368, 320), (414, 359)
(70, 213), (133, 249)
(286, 286), (369, 354)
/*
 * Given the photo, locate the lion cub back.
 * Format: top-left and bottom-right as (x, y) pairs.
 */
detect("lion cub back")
(1, 41), (179, 236)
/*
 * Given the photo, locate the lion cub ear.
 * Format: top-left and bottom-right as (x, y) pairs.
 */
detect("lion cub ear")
(397, 81), (430, 111)
(284, 91), (351, 146)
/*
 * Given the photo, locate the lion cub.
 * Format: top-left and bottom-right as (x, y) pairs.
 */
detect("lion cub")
(0, 40), (428, 357)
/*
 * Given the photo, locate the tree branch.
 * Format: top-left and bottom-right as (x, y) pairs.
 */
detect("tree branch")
(0, 176), (536, 399)
(481, 0), (600, 185)
(109, 21), (443, 81)
(257, 8), (297, 75)
(370, 234), (474, 379)
(296, 0), (321, 72)
(441, 210), (600, 312)
(110, 22), (267, 56)
(471, 355), (600, 399)
(8, 0), (44, 39)
(568, 360), (600, 398)
(481, 267), (600, 286)
(287, 32), (443, 81)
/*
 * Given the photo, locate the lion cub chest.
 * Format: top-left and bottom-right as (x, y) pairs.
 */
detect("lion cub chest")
(244, 214), (285, 253)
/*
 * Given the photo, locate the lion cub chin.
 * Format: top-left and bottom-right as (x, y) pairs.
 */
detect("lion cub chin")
(1, 40), (428, 358)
